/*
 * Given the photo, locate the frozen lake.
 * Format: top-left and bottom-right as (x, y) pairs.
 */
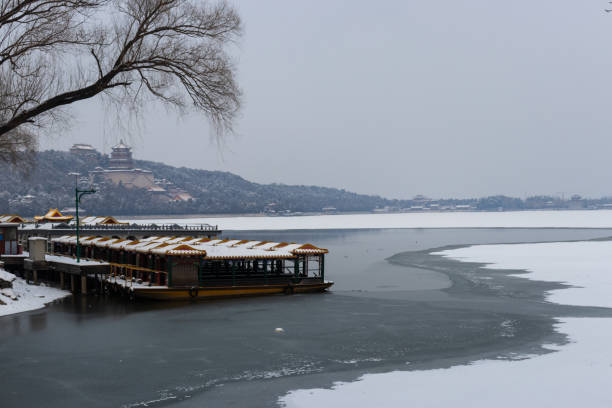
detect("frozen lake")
(128, 209), (612, 230)
(1, 228), (612, 407)
(283, 238), (612, 407)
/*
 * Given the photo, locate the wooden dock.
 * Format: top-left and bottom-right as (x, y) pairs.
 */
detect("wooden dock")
(2, 253), (109, 294)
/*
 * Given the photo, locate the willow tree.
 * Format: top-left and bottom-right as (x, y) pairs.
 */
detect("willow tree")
(0, 0), (241, 165)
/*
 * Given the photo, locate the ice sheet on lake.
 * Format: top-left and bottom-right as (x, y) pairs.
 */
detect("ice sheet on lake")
(280, 318), (612, 408)
(434, 241), (612, 308)
(279, 240), (612, 407)
(128, 209), (612, 230)
(0, 269), (70, 317)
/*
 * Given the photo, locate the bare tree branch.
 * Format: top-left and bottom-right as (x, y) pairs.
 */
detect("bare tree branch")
(0, 0), (242, 167)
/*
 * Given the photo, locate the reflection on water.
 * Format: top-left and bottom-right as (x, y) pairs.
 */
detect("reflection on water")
(28, 312), (47, 332)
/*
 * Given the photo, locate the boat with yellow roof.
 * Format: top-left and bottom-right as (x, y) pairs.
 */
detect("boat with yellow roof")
(51, 235), (333, 300)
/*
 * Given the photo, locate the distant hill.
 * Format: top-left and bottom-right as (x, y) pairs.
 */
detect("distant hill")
(2, 150), (607, 217)
(0, 150), (402, 216)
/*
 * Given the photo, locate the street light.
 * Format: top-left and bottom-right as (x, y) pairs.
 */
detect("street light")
(68, 172), (96, 263)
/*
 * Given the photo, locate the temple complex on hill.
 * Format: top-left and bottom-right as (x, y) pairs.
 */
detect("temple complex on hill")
(70, 141), (193, 202)
(88, 140), (156, 190)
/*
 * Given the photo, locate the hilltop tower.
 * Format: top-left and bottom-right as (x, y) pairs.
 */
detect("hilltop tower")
(108, 139), (133, 169)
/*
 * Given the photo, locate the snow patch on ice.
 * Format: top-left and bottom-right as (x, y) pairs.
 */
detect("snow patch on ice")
(280, 240), (612, 407)
(434, 240), (612, 308)
(279, 318), (612, 408)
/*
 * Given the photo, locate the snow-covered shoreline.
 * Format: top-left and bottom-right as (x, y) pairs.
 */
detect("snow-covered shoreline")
(279, 240), (612, 407)
(0, 269), (71, 317)
(127, 209), (612, 231)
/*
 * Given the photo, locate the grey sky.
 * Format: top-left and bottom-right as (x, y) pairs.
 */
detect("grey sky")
(40, 0), (612, 199)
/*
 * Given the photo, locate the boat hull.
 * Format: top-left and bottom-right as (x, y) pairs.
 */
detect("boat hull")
(133, 281), (334, 300)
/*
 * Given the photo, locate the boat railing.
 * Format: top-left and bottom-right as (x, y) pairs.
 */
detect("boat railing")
(108, 262), (167, 288)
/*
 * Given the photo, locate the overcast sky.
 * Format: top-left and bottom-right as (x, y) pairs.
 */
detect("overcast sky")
(40, 0), (612, 199)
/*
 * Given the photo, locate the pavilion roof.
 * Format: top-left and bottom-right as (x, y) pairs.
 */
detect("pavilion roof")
(34, 208), (73, 222)
(79, 216), (128, 225)
(0, 214), (27, 223)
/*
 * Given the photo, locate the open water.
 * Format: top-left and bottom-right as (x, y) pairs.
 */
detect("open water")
(1, 228), (612, 407)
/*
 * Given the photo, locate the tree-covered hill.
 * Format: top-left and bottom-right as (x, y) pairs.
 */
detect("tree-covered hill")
(2, 150), (604, 217)
(0, 150), (397, 216)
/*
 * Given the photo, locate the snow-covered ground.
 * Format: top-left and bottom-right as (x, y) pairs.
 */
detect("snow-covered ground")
(279, 240), (612, 408)
(128, 209), (612, 230)
(0, 269), (70, 317)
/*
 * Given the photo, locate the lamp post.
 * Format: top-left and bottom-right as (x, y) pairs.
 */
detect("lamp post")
(69, 173), (96, 263)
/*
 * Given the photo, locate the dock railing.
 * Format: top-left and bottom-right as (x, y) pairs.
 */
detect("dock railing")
(57, 223), (219, 232)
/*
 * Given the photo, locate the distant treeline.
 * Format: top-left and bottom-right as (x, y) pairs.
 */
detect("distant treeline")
(0, 150), (609, 216)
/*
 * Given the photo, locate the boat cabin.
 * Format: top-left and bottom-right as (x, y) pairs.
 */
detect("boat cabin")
(51, 235), (331, 299)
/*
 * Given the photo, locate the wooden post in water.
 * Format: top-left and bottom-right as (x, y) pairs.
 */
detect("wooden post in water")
(81, 276), (87, 295)
(60, 272), (65, 289)
(70, 275), (75, 292)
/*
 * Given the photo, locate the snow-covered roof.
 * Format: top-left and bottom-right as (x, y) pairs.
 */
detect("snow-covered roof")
(0, 215), (27, 223)
(112, 139), (130, 150)
(71, 143), (96, 150)
(79, 216), (128, 225)
(34, 208), (73, 222)
(51, 235), (328, 259)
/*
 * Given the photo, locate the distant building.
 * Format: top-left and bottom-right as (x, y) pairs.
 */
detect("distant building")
(19, 194), (35, 204)
(171, 192), (194, 202)
(82, 140), (194, 202)
(568, 195), (585, 210)
(89, 140), (155, 189)
(108, 139), (134, 169)
(70, 143), (99, 159)
(412, 195), (431, 204)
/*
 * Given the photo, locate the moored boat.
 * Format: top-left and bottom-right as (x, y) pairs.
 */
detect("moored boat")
(51, 235), (333, 300)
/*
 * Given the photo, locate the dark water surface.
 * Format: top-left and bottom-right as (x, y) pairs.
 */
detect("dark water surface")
(2, 228), (612, 407)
